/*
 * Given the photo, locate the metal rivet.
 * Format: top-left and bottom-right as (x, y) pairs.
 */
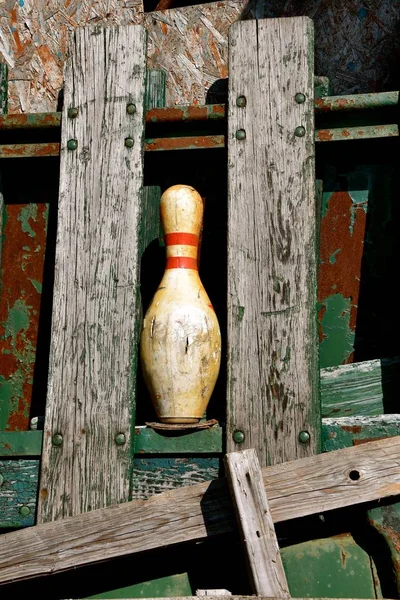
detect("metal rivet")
(67, 139), (78, 151)
(294, 126), (306, 138)
(52, 433), (63, 446)
(233, 430), (245, 444)
(19, 506), (31, 517)
(235, 129), (246, 141)
(127, 103), (136, 115)
(68, 107), (79, 119)
(298, 430), (310, 444)
(115, 433), (126, 445)
(125, 137), (134, 148)
(236, 95), (247, 108)
(0, 474), (4, 487)
(295, 93), (306, 104)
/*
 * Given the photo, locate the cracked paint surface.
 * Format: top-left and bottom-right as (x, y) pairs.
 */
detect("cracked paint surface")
(318, 191), (368, 368)
(0, 203), (47, 431)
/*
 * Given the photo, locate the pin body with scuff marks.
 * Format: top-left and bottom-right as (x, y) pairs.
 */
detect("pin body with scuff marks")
(140, 184), (221, 424)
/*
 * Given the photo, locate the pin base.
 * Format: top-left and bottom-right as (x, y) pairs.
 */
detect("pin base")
(160, 417), (200, 424)
(145, 419), (218, 431)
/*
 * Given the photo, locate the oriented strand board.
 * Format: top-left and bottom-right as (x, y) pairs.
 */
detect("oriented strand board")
(226, 17), (318, 466)
(37, 25), (147, 522)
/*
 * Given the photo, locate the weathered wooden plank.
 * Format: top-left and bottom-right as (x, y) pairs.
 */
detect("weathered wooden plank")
(225, 449), (290, 597)
(196, 591), (232, 596)
(322, 415), (400, 452)
(37, 25), (147, 523)
(320, 357), (400, 417)
(0, 460), (39, 528)
(2, 436), (400, 583)
(226, 17), (318, 466)
(0, 62), (6, 275)
(0, 431), (42, 457)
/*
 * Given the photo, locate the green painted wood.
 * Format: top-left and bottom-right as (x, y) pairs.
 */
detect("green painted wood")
(134, 426), (223, 454)
(131, 457), (220, 500)
(87, 573), (192, 599)
(0, 431), (42, 457)
(282, 534), (382, 598)
(0, 63), (7, 116)
(0, 459), (38, 528)
(322, 415), (400, 452)
(320, 356), (400, 418)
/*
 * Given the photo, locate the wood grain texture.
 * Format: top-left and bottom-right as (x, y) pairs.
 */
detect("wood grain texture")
(226, 17), (318, 466)
(321, 357), (400, 418)
(144, 0), (246, 106)
(2, 436), (400, 583)
(37, 25), (147, 522)
(224, 449), (290, 597)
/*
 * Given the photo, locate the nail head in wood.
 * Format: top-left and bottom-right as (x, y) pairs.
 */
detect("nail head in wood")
(298, 430), (310, 443)
(19, 506), (31, 517)
(68, 107), (79, 118)
(125, 137), (134, 148)
(235, 129), (246, 140)
(233, 430), (245, 443)
(236, 96), (247, 108)
(115, 433), (126, 445)
(295, 93), (306, 104)
(52, 433), (63, 446)
(294, 126), (306, 137)
(127, 103), (137, 115)
(67, 139), (78, 150)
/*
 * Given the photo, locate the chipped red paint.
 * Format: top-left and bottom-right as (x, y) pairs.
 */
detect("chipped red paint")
(0, 143), (60, 159)
(0, 204), (47, 431)
(0, 112), (61, 130)
(341, 425), (362, 434)
(145, 135), (225, 151)
(318, 191), (367, 362)
(146, 104), (225, 123)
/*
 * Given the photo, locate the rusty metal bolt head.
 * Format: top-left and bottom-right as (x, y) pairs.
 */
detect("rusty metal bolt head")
(236, 95), (247, 108)
(115, 433), (126, 445)
(295, 93), (306, 104)
(125, 137), (134, 148)
(68, 107), (79, 119)
(233, 430), (245, 444)
(67, 139), (78, 151)
(298, 430), (310, 444)
(294, 126), (306, 137)
(235, 129), (246, 141)
(127, 103), (137, 115)
(52, 433), (63, 446)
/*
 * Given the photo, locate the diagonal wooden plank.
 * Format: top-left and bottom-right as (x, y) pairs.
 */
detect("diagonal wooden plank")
(1, 436), (400, 583)
(225, 449), (290, 597)
(226, 17), (319, 466)
(37, 25), (147, 523)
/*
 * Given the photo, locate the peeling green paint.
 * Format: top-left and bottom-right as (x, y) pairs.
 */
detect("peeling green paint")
(321, 191), (334, 219)
(29, 279), (42, 293)
(17, 204), (37, 238)
(237, 306), (245, 322)
(22, 246), (30, 251)
(329, 249), (341, 264)
(3, 299), (30, 341)
(319, 294), (355, 368)
(0, 370), (25, 430)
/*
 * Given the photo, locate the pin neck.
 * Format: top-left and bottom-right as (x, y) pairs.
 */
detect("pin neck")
(164, 232), (199, 270)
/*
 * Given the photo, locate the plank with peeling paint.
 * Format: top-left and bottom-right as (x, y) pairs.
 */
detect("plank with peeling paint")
(37, 25), (147, 523)
(225, 449), (290, 597)
(0, 460), (39, 528)
(1, 436), (400, 582)
(226, 17), (318, 466)
(320, 356), (400, 418)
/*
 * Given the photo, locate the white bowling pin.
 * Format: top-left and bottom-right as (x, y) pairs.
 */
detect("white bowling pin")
(140, 184), (221, 424)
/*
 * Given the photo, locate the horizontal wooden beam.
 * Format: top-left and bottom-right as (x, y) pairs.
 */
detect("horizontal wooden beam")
(1, 436), (400, 584)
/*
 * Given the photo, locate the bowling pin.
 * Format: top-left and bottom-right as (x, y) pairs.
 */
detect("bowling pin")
(140, 184), (221, 424)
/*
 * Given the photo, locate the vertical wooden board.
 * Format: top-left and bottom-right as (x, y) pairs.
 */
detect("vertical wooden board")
(225, 449), (290, 597)
(226, 18), (318, 466)
(37, 25), (147, 522)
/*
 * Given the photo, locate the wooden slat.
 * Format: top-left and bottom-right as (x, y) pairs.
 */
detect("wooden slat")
(1, 436), (400, 583)
(226, 17), (318, 466)
(224, 449), (290, 597)
(37, 25), (147, 523)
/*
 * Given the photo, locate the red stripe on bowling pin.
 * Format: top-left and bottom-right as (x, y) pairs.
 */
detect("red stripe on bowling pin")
(164, 232), (198, 247)
(166, 257), (198, 270)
